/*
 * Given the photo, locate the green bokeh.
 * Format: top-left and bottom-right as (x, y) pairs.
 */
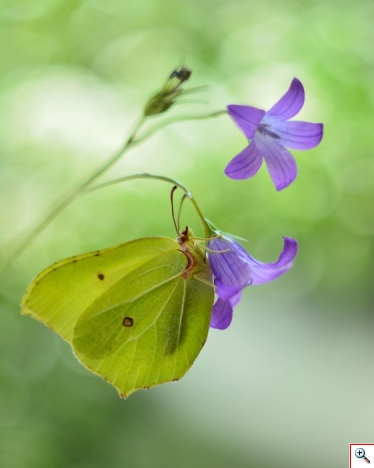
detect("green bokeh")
(1, 0), (373, 466)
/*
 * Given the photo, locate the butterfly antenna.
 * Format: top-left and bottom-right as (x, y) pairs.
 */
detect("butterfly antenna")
(177, 193), (187, 233)
(170, 186), (179, 234)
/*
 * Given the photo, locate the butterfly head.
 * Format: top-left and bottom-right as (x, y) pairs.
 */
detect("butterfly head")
(177, 226), (194, 245)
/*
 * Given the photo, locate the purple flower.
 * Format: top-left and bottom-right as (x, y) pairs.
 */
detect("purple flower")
(207, 236), (298, 330)
(225, 78), (323, 190)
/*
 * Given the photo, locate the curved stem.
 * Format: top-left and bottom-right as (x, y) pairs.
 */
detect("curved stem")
(0, 111), (224, 274)
(85, 173), (210, 238)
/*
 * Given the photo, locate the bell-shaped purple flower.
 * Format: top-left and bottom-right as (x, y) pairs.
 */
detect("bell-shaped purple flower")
(225, 78), (323, 190)
(207, 236), (298, 330)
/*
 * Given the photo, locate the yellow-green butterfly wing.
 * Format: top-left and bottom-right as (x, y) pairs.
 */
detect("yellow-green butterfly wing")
(21, 234), (214, 397)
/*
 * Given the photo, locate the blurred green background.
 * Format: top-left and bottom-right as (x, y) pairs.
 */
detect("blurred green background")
(1, 0), (373, 466)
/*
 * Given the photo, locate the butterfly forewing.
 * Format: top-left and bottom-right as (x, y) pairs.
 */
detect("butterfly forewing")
(21, 237), (179, 343)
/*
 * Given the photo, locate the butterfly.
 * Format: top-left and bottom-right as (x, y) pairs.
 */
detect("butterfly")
(21, 227), (214, 398)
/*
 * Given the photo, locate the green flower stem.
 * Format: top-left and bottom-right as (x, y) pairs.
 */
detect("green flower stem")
(0, 110), (225, 274)
(85, 173), (211, 238)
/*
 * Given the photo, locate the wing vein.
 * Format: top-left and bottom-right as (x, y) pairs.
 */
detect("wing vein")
(173, 280), (187, 378)
(77, 268), (183, 323)
(131, 278), (182, 346)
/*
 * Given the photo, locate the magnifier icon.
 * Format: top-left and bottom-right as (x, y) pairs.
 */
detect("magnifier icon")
(355, 448), (370, 463)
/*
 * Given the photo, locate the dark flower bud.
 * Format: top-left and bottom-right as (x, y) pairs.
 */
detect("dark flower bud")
(169, 67), (192, 82)
(144, 66), (192, 116)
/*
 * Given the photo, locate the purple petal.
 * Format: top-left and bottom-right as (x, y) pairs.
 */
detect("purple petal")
(227, 105), (265, 139)
(266, 78), (305, 120)
(214, 279), (242, 301)
(225, 141), (263, 180)
(210, 298), (233, 330)
(265, 120), (323, 150)
(244, 237), (298, 285)
(229, 291), (242, 308)
(208, 237), (252, 289)
(255, 135), (297, 191)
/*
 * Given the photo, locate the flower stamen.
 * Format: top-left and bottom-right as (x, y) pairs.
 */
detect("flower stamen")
(258, 124), (280, 139)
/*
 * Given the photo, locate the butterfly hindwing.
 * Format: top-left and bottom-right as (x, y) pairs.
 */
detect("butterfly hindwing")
(73, 248), (213, 396)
